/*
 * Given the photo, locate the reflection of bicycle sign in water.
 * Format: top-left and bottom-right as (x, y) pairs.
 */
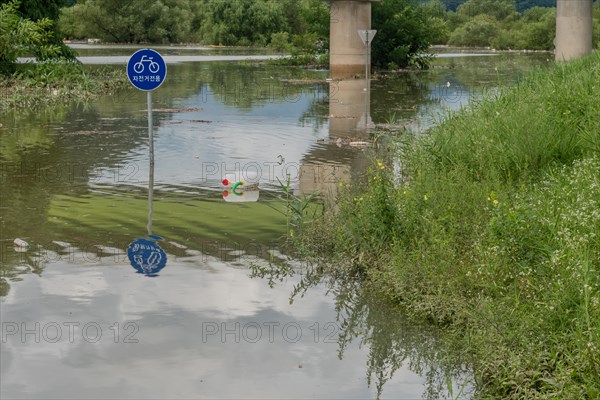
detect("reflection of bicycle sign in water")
(133, 56), (160, 74)
(127, 237), (167, 276)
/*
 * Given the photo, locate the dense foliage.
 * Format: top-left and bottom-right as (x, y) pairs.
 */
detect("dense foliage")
(0, 1), (63, 74)
(1, 0), (127, 105)
(420, 0), (600, 50)
(58, 0), (330, 46)
(372, 0), (436, 69)
(0, 0), (75, 60)
(0, 0), (64, 21)
(438, 0), (560, 13)
(300, 51), (600, 399)
(448, 0), (556, 48)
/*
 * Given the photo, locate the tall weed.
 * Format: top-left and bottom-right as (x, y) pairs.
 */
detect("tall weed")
(301, 51), (600, 398)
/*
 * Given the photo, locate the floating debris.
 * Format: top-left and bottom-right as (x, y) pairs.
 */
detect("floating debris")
(189, 120), (212, 124)
(151, 108), (203, 113)
(329, 115), (358, 119)
(67, 130), (116, 135)
(375, 122), (412, 131)
(330, 137), (372, 147)
(13, 238), (29, 248)
(280, 79), (326, 85)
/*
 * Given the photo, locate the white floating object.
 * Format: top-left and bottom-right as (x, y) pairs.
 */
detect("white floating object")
(13, 238), (29, 248)
(223, 189), (260, 203)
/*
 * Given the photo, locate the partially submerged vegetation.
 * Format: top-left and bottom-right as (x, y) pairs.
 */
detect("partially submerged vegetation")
(1, 62), (128, 111)
(0, 1), (128, 112)
(297, 52), (600, 398)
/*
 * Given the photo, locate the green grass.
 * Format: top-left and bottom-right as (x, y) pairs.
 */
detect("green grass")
(301, 51), (600, 398)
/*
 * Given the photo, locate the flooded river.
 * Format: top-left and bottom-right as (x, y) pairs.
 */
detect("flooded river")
(0, 45), (550, 399)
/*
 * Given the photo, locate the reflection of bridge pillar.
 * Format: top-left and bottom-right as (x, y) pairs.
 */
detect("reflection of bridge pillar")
(300, 161), (351, 205)
(299, 145), (368, 207)
(300, 79), (373, 205)
(329, 79), (372, 138)
(555, 0), (593, 61)
(330, 0), (378, 79)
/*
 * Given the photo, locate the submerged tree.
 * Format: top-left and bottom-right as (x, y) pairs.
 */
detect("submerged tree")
(372, 0), (435, 69)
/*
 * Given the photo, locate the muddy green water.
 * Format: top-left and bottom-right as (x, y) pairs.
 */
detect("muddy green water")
(0, 46), (550, 399)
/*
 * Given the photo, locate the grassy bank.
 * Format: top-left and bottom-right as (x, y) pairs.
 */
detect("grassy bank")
(0, 62), (129, 112)
(301, 52), (600, 398)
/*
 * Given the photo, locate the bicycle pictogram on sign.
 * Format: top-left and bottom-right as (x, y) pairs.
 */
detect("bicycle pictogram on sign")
(127, 49), (167, 91)
(133, 55), (160, 74)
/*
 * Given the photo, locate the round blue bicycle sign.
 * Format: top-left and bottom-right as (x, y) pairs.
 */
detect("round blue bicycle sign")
(127, 49), (167, 91)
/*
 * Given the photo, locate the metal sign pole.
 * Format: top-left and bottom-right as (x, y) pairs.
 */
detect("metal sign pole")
(365, 31), (369, 82)
(366, 32), (371, 130)
(365, 31), (371, 85)
(365, 32), (369, 127)
(125, 48), (168, 276)
(358, 30), (376, 129)
(127, 49), (165, 236)
(147, 91), (154, 236)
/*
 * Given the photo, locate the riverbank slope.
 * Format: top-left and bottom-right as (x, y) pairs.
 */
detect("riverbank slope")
(303, 51), (600, 398)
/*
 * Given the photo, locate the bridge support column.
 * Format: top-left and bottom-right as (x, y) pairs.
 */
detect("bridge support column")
(555, 0), (593, 61)
(330, 0), (378, 79)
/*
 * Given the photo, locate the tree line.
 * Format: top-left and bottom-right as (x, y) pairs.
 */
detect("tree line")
(57, 0), (599, 66)
(3, 0), (600, 76)
(57, 0), (439, 69)
(2, 0), (435, 72)
(58, 0), (329, 46)
(421, 0), (600, 50)
(437, 0), (555, 13)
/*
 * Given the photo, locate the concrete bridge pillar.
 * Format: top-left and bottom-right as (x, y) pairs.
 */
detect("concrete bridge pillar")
(555, 0), (593, 61)
(330, 0), (378, 79)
